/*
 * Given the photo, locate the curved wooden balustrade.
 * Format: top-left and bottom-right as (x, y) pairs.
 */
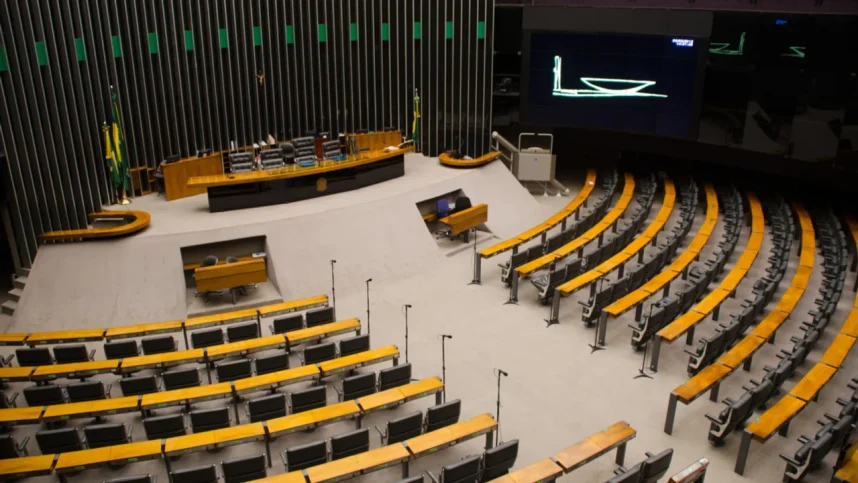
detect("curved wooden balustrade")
(37, 210), (151, 242)
(438, 150), (501, 168)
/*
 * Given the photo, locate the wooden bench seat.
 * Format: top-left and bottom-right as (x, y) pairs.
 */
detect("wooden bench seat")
(736, 395), (808, 474)
(789, 363), (837, 402)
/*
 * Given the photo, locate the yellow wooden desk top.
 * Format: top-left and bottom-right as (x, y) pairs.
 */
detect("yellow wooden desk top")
(206, 334), (286, 358)
(33, 359), (119, 378)
(109, 439), (162, 462)
(318, 345), (399, 374)
(516, 225), (553, 242)
(0, 454), (55, 476)
(674, 363), (732, 403)
(820, 334), (857, 368)
(267, 401), (361, 436)
(668, 251), (698, 272)
(693, 288), (731, 315)
(232, 364), (320, 393)
(0, 406), (44, 424)
(38, 210), (151, 242)
(835, 443), (858, 483)
(439, 150), (501, 167)
(746, 395), (806, 441)
(357, 387), (405, 412)
(0, 366), (34, 381)
(106, 320), (183, 339)
(686, 236), (710, 255)
(399, 376), (443, 399)
(747, 232), (764, 250)
(718, 336), (766, 369)
(55, 448), (112, 471)
(604, 289), (652, 317)
(306, 442), (410, 483)
(752, 310), (790, 340)
(557, 270), (602, 296)
(552, 439), (603, 471)
(658, 311), (705, 343)
(185, 308), (258, 329)
(751, 215), (766, 234)
(775, 286), (806, 314)
(286, 318), (360, 344)
(25, 328), (106, 344)
(735, 249), (759, 270)
(499, 458), (564, 482)
(142, 382), (232, 408)
(214, 422), (265, 445)
(406, 413), (496, 456)
(646, 269), (682, 292)
(841, 310), (858, 338)
(479, 238), (526, 258)
(188, 147), (413, 188)
(165, 431), (216, 454)
(0, 333), (28, 345)
(790, 363), (837, 402)
(791, 266), (813, 290)
(253, 472), (308, 483)
(719, 268), (748, 292)
(121, 349), (205, 370)
(587, 421), (636, 449)
(258, 294), (329, 316)
(516, 253), (560, 277)
(621, 237), (652, 257)
(43, 396), (139, 419)
(799, 243), (816, 268)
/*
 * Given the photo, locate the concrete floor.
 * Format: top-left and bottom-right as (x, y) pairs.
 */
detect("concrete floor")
(3, 158), (856, 482)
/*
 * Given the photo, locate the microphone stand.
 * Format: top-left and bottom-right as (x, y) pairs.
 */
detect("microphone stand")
(365, 279), (372, 335)
(634, 304), (654, 380)
(469, 227), (480, 285)
(439, 335), (452, 403)
(404, 304), (411, 364)
(330, 260), (337, 316)
(588, 278), (607, 354)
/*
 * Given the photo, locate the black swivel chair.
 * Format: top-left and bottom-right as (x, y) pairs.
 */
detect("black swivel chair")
(330, 428), (369, 460)
(104, 476), (156, 483)
(426, 399), (461, 432)
(289, 386), (327, 414)
(191, 328), (224, 349)
(282, 440), (328, 472)
(24, 385), (65, 406)
(170, 465), (218, 483)
(119, 375), (159, 397)
(254, 353), (289, 376)
(15, 347), (53, 367)
(379, 363), (412, 391)
(280, 143), (296, 165)
(246, 393), (287, 423)
(141, 335), (177, 355)
(481, 439), (520, 481)
(221, 454), (267, 483)
(338, 335), (370, 357)
(0, 434), (29, 458)
(216, 359), (252, 383)
(270, 314), (304, 335)
(427, 455), (482, 483)
(53, 344), (95, 364)
(143, 414), (186, 440)
(336, 373), (376, 401)
(226, 322), (259, 343)
(305, 307), (335, 328)
(190, 407), (231, 433)
(379, 411), (423, 445)
(104, 340), (140, 359)
(66, 381), (111, 403)
(162, 368), (201, 391)
(84, 423), (133, 449)
(301, 342), (336, 365)
(35, 428), (83, 454)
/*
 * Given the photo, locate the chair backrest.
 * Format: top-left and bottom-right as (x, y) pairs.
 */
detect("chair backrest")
(104, 476), (155, 483)
(162, 368), (201, 391)
(254, 352), (289, 375)
(66, 381), (107, 403)
(338, 335), (370, 358)
(35, 428), (81, 453)
(52, 344), (89, 364)
(387, 411), (423, 444)
(426, 399), (462, 433)
(216, 359), (253, 383)
(144, 414), (186, 440)
(379, 363), (412, 391)
(0, 435), (21, 459)
(342, 373), (377, 401)
(170, 464), (218, 483)
(119, 375), (159, 397)
(437, 199), (450, 218)
(453, 196), (472, 214)
(305, 307), (335, 328)
(640, 449), (674, 483)
(303, 342), (336, 365)
(221, 454), (267, 483)
(607, 467), (644, 483)
(200, 255), (219, 267)
(15, 347), (52, 366)
(249, 393), (287, 422)
(330, 428), (369, 460)
(440, 454), (482, 483)
(226, 322), (259, 343)
(280, 143), (296, 163)
(104, 340), (139, 360)
(272, 314), (304, 334)
(190, 407), (231, 433)
(191, 327), (224, 349)
(284, 440), (327, 471)
(141, 335), (176, 355)
(482, 439), (519, 480)
(84, 423), (128, 449)
(290, 386), (327, 413)
(24, 385), (64, 406)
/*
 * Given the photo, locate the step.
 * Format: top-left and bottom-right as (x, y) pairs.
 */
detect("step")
(13, 276), (27, 290)
(8, 288), (22, 302)
(1, 300), (16, 316)
(21, 268), (30, 276)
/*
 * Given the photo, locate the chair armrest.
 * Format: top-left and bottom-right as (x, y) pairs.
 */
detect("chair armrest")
(683, 348), (700, 357)
(333, 385), (343, 402)
(723, 397), (736, 405)
(127, 424), (134, 442)
(268, 325), (275, 335)
(704, 413), (723, 424)
(7, 392), (18, 408)
(1, 354), (13, 366)
(18, 436), (29, 456)
(837, 397), (849, 406)
(281, 451), (290, 471)
(426, 472), (440, 483)
(779, 453), (803, 466)
(374, 425), (386, 444)
(298, 353), (305, 366)
(88, 350), (96, 362)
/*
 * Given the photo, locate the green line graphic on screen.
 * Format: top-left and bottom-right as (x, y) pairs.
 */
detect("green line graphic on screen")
(709, 32), (746, 56)
(551, 56), (667, 99)
(782, 46), (806, 58)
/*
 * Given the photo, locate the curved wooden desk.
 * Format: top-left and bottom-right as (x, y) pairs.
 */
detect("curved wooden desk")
(439, 151), (501, 168)
(37, 210), (150, 242)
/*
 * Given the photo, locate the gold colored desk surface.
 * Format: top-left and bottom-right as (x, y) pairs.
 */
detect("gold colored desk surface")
(253, 472), (308, 483)
(0, 366), (34, 382)
(141, 382), (232, 409)
(835, 443), (858, 483)
(438, 151), (501, 168)
(496, 458), (565, 483)
(318, 345), (399, 375)
(165, 431), (216, 455)
(587, 421), (636, 450)
(55, 448), (111, 472)
(605, 289), (652, 317)
(790, 363), (837, 402)
(184, 308), (259, 329)
(0, 333), (28, 346)
(43, 396), (140, 421)
(37, 210), (151, 242)
(25, 329), (106, 345)
(286, 318), (361, 346)
(214, 423), (265, 447)
(399, 376), (444, 401)
(32, 359), (119, 380)
(841, 310), (858, 338)
(405, 413), (496, 458)
(188, 147), (413, 189)
(257, 295), (329, 318)
(108, 440), (162, 464)
(267, 401), (361, 437)
(120, 349), (205, 372)
(356, 387), (405, 413)
(105, 320), (184, 340)
(233, 364), (320, 395)
(553, 440), (603, 472)
(306, 443), (410, 483)
(718, 336), (766, 369)
(820, 334), (857, 368)
(0, 406), (45, 425)
(0, 454), (56, 478)
(205, 334), (286, 359)
(746, 395), (806, 441)
(674, 363), (732, 404)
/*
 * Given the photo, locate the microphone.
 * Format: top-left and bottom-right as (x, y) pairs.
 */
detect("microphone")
(405, 304), (412, 308)
(441, 334), (453, 339)
(366, 278), (373, 283)
(331, 259), (337, 264)
(497, 369), (509, 377)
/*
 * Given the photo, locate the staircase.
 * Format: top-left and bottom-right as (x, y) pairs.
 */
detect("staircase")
(1, 269), (28, 316)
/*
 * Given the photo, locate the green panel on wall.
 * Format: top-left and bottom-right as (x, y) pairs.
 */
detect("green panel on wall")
(0, 45), (8, 72)
(184, 30), (194, 51)
(75, 38), (87, 61)
(111, 36), (122, 58)
(381, 23), (389, 41)
(148, 33), (159, 54)
(35, 41), (48, 66)
(219, 28), (229, 49)
(350, 23), (358, 42)
(286, 25), (294, 44)
(253, 26), (262, 46)
(445, 21), (454, 39)
(413, 22), (421, 39)
(477, 21), (486, 39)
(318, 24), (327, 42)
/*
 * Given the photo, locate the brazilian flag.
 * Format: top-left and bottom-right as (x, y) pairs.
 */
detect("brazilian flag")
(103, 88), (131, 193)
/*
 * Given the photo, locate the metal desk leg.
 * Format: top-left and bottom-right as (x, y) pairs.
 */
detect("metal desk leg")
(664, 394), (677, 435)
(663, 281), (671, 298)
(649, 336), (662, 372)
(713, 306), (720, 321)
(734, 432), (752, 475)
(472, 256), (482, 285)
(263, 425), (273, 468)
(355, 415), (362, 430)
(435, 391), (442, 404)
(616, 441), (627, 465)
(546, 291), (561, 326)
(162, 440), (173, 483)
(635, 304), (643, 322)
(401, 461), (409, 479)
(182, 325), (189, 350)
(485, 429), (495, 450)
(778, 421), (791, 437)
(506, 273), (519, 305)
(709, 382), (721, 402)
(203, 353), (212, 384)
(743, 355), (753, 372)
(597, 311), (609, 346)
(686, 327), (696, 346)
(618, 263), (625, 279)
